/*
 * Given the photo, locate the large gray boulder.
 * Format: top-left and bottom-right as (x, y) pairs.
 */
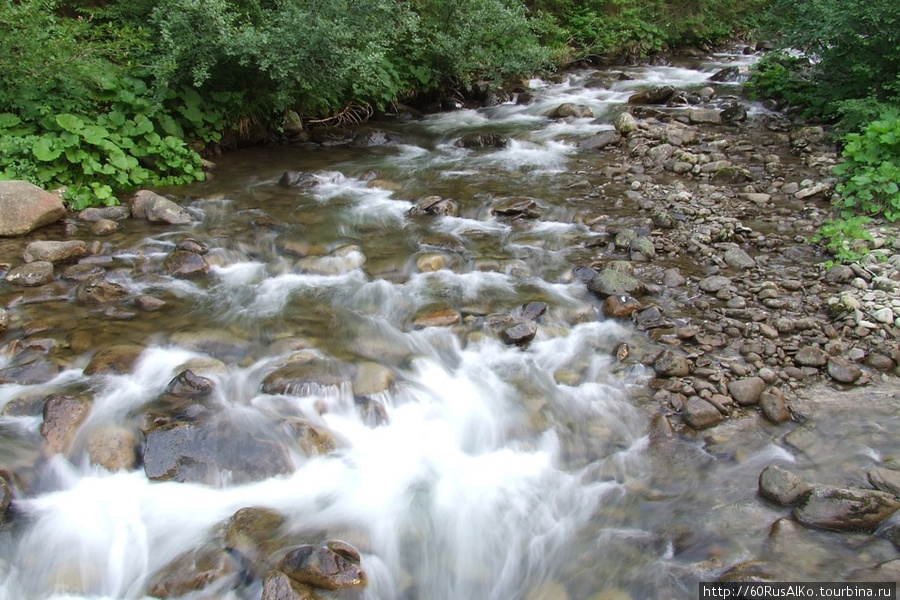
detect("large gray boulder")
(131, 190), (192, 224)
(24, 240), (86, 264)
(0, 181), (66, 236)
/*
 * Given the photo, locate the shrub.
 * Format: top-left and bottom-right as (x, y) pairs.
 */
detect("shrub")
(833, 111), (900, 222)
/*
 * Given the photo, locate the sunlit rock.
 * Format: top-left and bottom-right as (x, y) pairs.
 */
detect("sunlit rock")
(278, 544), (366, 591)
(41, 394), (91, 455)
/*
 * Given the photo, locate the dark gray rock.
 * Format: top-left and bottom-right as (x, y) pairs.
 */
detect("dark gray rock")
(793, 486), (900, 532)
(142, 418), (294, 485)
(628, 86), (676, 105)
(132, 190), (193, 224)
(724, 248), (756, 270)
(457, 133), (509, 149)
(497, 320), (538, 346)
(577, 130), (621, 150)
(521, 302), (548, 321)
(166, 369), (215, 398)
(409, 196), (458, 217)
(0, 474), (12, 525)
(759, 465), (810, 505)
(0, 357), (60, 385)
(262, 360), (351, 395)
(727, 377), (766, 406)
(699, 275), (732, 293)
(78, 205), (131, 222)
(709, 66), (741, 82)
(278, 171), (319, 189)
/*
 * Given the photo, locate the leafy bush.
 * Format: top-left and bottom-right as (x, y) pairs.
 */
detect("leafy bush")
(833, 111), (900, 221)
(812, 216), (874, 265)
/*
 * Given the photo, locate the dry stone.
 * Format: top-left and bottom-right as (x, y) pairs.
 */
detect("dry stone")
(0, 181), (66, 236)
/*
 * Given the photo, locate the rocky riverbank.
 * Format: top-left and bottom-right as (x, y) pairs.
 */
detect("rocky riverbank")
(0, 49), (898, 597)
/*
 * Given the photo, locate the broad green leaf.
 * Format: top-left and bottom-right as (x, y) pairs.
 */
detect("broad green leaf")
(158, 114), (184, 138)
(32, 136), (63, 161)
(56, 114), (86, 134)
(0, 113), (22, 129)
(82, 125), (110, 145)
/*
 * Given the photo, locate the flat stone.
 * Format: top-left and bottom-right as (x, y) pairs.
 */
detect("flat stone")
(262, 570), (318, 600)
(86, 425), (138, 471)
(147, 545), (240, 598)
(163, 250), (210, 278)
(75, 279), (128, 304)
(6, 261), (54, 286)
(759, 465), (810, 505)
(727, 377), (766, 406)
(603, 295), (641, 318)
(793, 486), (900, 532)
(546, 103), (594, 119)
(24, 240), (86, 264)
(132, 190), (193, 224)
(413, 309), (461, 329)
(497, 319), (538, 346)
(84, 344), (145, 375)
(93, 218), (120, 235)
(78, 205), (131, 221)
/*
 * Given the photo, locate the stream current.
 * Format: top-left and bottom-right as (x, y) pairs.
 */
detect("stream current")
(1, 51), (898, 600)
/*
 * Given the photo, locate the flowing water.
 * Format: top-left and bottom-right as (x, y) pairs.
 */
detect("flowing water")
(1, 51), (899, 600)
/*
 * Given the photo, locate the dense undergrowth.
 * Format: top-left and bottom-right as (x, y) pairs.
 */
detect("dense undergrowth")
(1, 0), (767, 208)
(745, 0), (900, 262)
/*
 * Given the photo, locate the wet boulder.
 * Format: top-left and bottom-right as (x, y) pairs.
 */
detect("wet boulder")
(75, 279), (128, 304)
(24, 240), (86, 264)
(521, 301), (548, 321)
(142, 417), (294, 484)
(296, 245), (366, 275)
(603, 295), (641, 319)
(456, 133), (509, 149)
(492, 197), (541, 219)
(78, 205), (131, 222)
(278, 544), (366, 591)
(795, 345), (828, 367)
(587, 269), (645, 299)
(686, 108), (722, 125)
(86, 425), (138, 471)
(0, 180), (66, 236)
(92, 219), (118, 235)
(41, 394), (91, 455)
(546, 103), (594, 119)
(0, 357), (61, 385)
(262, 359), (351, 396)
(225, 506), (286, 570)
(176, 239), (209, 255)
(169, 329), (251, 364)
(793, 486), (900, 532)
(84, 344), (145, 375)
(132, 190), (193, 225)
(278, 171), (319, 189)
(760, 389), (791, 425)
(408, 196), (458, 217)
(163, 250), (210, 278)
(262, 570), (318, 600)
(577, 130), (621, 150)
(723, 248), (755, 270)
(0, 474), (11, 525)
(5, 261), (54, 287)
(709, 66), (742, 82)
(827, 357), (862, 384)
(352, 361), (394, 396)
(721, 103), (748, 123)
(628, 86), (676, 105)
(496, 319), (538, 346)
(310, 126), (355, 146)
(758, 465), (810, 505)
(147, 543), (241, 598)
(166, 369), (216, 398)
(654, 351), (691, 377)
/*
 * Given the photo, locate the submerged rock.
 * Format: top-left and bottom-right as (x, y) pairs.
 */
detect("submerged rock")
(546, 103), (594, 119)
(41, 394), (91, 455)
(793, 486), (900, 532)
(408, 195), (458, 217)
(24, 240), (86, 264)
(86, 425), (138, 471)
(628, 86), (676, 105)
(262, 570), (318, 600)
(147, 544), (240, 598)
(225, 506), (286, 569)
(496, 319), (538, 346)
(84, 344), (145, 375)
(75, 279), (128, 304)
(163, 250), (210, 278)
(492, 197), (541, 219)
(5, 261), (54, 287)
(0, 474), (11, 525)
(456, 133), (509, 148)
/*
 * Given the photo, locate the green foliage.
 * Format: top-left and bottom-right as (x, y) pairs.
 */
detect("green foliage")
(0, 111), (204, 210)
(833, 111), (900, 221)
(745, 53), (824, 114)
(754, 0), (900, 126)
(812, 217), (874, 265)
